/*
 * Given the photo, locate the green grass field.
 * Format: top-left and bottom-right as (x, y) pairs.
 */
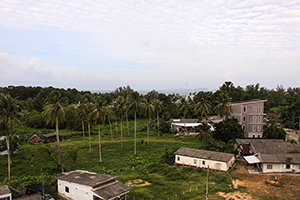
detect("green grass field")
(0, 119), (240, 199)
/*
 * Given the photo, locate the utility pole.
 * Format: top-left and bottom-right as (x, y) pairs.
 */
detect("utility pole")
(41, 168), (45, 197)
(206, 165), (209, 200)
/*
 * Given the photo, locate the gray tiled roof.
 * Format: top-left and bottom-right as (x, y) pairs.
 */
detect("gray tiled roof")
(174, 147), (234, 162)
(92, 180), (131, 200)
(0, 185), (11, 195)
(55, 170), (118, 187)
(260, 154), (300, 164)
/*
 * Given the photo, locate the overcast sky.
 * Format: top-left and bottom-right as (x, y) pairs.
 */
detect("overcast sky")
(0, 0), (299, 92)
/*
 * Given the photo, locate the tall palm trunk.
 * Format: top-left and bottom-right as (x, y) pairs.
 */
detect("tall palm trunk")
(115, 119), (118, 134)
(157, 112), (160, 136)
(120, 118), (123, 148)
(147, 116), (150, 145)
(88, 122), (91, 153)
(98, 125), (102, 162)
(134, 112), (137, 155)
(56, 116), (64, 173)
(126, 111), (130, 136)
(108, 116), (113, 143)
(5, 131), (11, 185)
(82, 120), (85, 147)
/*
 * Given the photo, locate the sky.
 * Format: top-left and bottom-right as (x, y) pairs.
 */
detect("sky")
(0, 0), (299, 92)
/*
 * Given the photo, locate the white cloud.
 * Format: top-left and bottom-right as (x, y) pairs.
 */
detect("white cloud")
(0, 1), (299, 90)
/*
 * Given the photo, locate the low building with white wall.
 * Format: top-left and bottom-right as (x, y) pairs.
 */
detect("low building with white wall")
(174, 147), (235, 172)
(55, 170), (131, 200)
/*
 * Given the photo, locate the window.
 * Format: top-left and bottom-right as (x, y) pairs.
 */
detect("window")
(253, 125), (256, 131)
(258, 116), (261, 122)
(253, 135), (255, 138)
(258, 125), (261, 131)
(258, 135), (260, 138)
(65, 186), (69, 193)
(254, 107), (257, 113)
(243, 126), (246, 131)
(285, 164), (291, 169)
(267, 165), (273, 169)
(177, 156), (180, 161)
(253, 116), (256, 122)
(243, 106), (246, 112)
(202, 161), (205, 165)
(259, 107), (262, 113)
(194, 159), (197, 164)
(243, 116), (246, 122)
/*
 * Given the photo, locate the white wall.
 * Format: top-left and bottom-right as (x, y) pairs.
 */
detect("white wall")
(57, 179), (99, 200)
(175, 155), (234, 172)
(262, 163), (300, 173)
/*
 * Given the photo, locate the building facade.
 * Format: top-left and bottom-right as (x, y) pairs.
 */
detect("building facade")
(174, 147), (235, 172)
(56, 170), (131, 200)
(230, 99), (267, 138)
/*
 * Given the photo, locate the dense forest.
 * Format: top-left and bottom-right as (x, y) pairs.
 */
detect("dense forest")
(0, 82), (299, 131)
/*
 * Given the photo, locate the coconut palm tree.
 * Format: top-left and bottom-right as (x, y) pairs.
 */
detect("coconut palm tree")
(194, 97), (211, 120)
(85, 102), (95, 153)
(78, 102), (87, 147)
(91, 97), (107, 162)
(106, 106), (114, 143)
(129, 91), (140, 155)
(216, 93), (232, 120)
(196, 122), (212, 147)
(0, 94), (23, 185)
(153, 99), (163, 136)
(142, 96), (154, 145)
(115, 96), (126, 148)
(43, 91), (66, 173)
(178, 97), (189, 133)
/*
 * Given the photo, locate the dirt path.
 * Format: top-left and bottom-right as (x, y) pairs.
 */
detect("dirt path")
(230, 161), (300, 200)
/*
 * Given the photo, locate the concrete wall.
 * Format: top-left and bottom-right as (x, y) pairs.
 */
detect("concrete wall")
(57, 179), (98, 200)
(175, 155), (234, 172)
(262, 163), (300, 173)
(230, 101), (266, 138)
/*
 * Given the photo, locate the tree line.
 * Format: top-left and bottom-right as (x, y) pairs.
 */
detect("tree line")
(0, 81), (299, 184)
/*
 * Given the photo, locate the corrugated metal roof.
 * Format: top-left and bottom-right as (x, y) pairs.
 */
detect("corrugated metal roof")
(92, 180), (131, 200)
(174, 147), (234, 162)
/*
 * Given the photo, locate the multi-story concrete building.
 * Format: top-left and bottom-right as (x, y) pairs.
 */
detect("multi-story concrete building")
(230, 99), (267, 138)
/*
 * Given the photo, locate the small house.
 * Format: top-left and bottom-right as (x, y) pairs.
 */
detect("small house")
(174, 147), (235, 172)
(55, 170), (131, 200)
(0, 185), (12, 200)
(236, 139), (300, 173)
(43, 133), (65, 142)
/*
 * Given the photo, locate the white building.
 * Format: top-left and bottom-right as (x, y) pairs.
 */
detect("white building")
(237, 139), (300, 173)
(174, 147), (235, 172)
(55, 170), (131, 200)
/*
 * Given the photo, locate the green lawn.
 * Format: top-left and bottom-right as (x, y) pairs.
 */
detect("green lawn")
(0, 119), (240, 199)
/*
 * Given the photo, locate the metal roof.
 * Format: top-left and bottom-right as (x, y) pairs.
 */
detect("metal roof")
(55, 170), (118, 187)
(244, 155), (261, 164)
(174, 147), (234, 162)
(92, 180), (131, 200)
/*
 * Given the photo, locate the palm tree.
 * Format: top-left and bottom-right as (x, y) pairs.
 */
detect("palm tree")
(91, 97), (107, 162)
(216, 93), (232, 120)
(142, 97), (154, 145)
(78, 102), (87, 147)
(43, 91), (66, 173)
(106, 106), (114, 143)
(115, 96), (126, 148)
(153, 99), (163, 136)
(85, 102), (95, 153)
(178, 97), (189, 133)
(129, 91), (140, 155)
(0, 94), (23, 185)
(196, 122), (212, 147)
(194, 97), (211, 120)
